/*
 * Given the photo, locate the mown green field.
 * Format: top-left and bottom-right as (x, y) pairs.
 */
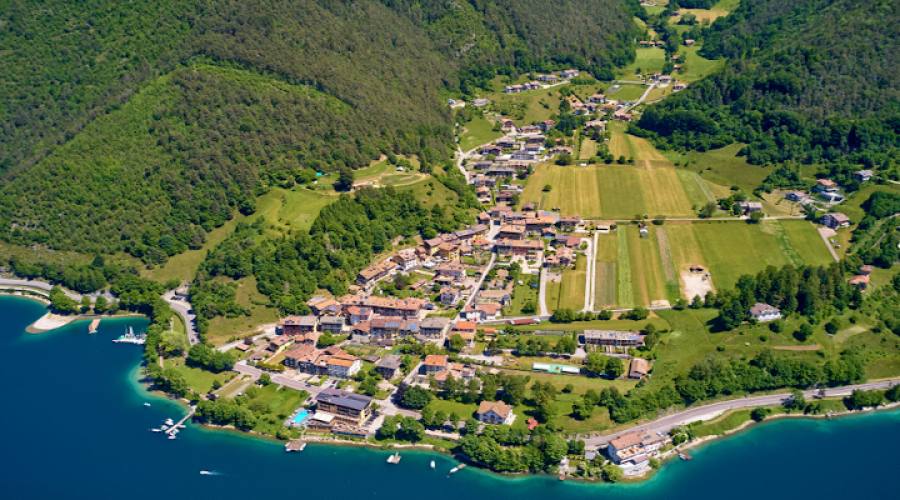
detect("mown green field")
(607, 83), (647, 101)
(689, 220), (834, 290)
(547, 254), (587, 313)
(521, 138), (698, 218)
(677, 45), (725, 83)
(594, 233), (618, 308)
(617, 47), (666, 78)
(593, 219), (833, 308)
(459, 115), (501, 151)
(144, 187), (336, 283)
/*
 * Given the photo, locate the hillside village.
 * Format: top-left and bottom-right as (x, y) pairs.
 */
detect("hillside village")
(1, 0), (894, 487)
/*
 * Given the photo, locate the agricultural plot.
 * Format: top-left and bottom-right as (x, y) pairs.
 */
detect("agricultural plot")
(690, 220), (834, 290)
(622, 225), (674, 307)
(557, 254), (588, 311)
(578, 137), (599, 160)
(521, 162), (697, 219)
(593, 233), (618, 308)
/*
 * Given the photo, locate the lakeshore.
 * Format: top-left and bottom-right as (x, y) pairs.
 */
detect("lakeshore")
(2, 294), (899, 500)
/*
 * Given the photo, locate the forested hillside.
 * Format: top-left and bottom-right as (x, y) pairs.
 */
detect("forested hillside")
(0, 0), (638, 263)
(383, 0), (641, 87)
(634, 0), (899, 166)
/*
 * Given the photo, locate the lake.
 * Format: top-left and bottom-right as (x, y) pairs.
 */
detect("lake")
(1, 295), (897, 499)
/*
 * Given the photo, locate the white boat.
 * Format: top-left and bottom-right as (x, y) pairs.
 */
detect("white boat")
(143, 402), (151, 407)
(430, 460), (436, 469)
(161, 425), (169, 430)
(112, 326), (146, 345)
(386, 453), (401, 464)
(199, 470), (214, 476)
(151, 428), (162, 433)
(168, 434), (177, 440)
(165, 418), (175, 426)
(448, 463), (466, 475)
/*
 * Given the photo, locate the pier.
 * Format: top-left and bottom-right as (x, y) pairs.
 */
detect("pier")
(166, 406), (196, 436)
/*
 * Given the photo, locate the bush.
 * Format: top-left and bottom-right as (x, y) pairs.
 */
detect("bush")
(750, 407), (770, 422)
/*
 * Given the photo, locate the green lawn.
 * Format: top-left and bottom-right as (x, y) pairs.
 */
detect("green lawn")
(143, 187), (335, 283)
(607, 83), (647, 101)
(617, 47), (666, 78)
(506, 280), (539, 316)
(594, 232), (618, 308)
(677, 45), (725, 83)
(460, 115), (501, 151)
(690, 220), (834, 290)
(557, 254), (587, 311)
(164, 357), (234, 394)
(241, 384), (309, 436)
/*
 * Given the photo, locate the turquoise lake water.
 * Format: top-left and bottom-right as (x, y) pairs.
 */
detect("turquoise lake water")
(1, 295), (897, 499)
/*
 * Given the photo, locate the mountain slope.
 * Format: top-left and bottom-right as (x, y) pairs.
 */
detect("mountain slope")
(0, 0), (639, 264)
(384, 0), (641, 86)
(634, 0), (899, 166)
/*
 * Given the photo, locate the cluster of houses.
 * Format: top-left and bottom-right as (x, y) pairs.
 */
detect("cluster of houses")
(503, 69), (579, 94)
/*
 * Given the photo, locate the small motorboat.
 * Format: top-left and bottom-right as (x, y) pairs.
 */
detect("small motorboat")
(165, 418), (175, 426)
(143, 402), (151, 407)
(448, 463), (466, 475)
(386, 453), (401, 464)
(430, 460), (436, 470)
(150, 428), (162, 433)
(168, 434), (177, 440)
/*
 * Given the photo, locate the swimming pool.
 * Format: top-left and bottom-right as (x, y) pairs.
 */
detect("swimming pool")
(291, 409), (310, 426)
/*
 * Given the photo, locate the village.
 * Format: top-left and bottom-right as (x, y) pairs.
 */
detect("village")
(204, 63), (882, 478)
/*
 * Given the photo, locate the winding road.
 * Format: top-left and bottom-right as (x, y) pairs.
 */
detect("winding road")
(162, 289), (200, 345)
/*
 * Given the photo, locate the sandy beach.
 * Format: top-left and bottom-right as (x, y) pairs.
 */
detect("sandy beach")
(26, 313), (79, 333)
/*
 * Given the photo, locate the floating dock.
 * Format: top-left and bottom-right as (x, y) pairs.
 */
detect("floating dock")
(285, 440), (307, 453)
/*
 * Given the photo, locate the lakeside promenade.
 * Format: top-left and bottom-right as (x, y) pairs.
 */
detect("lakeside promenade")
(583, 378), (900, 448)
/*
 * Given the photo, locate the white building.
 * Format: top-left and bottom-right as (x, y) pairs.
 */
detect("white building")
(749, 303), (782, 322)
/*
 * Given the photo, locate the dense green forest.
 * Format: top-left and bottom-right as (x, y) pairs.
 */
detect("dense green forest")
(0, 0), (638, 263)
(382, 0), (641, 88)
(634, 0), (899, 166)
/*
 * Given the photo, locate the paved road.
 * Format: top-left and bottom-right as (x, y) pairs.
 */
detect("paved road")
(0, 277), (83, 301)
(589, 230), (599, 310)
(585, 215), (807, 224)
(162, 290), (200, 345)
(583, 378), (900, 449)
(537, 269), (550, 317)
(457, 253), (497, 320)
(628, 82), (657, 110)
(580, 234), (595, 312)
(817, 227), (841, 262)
